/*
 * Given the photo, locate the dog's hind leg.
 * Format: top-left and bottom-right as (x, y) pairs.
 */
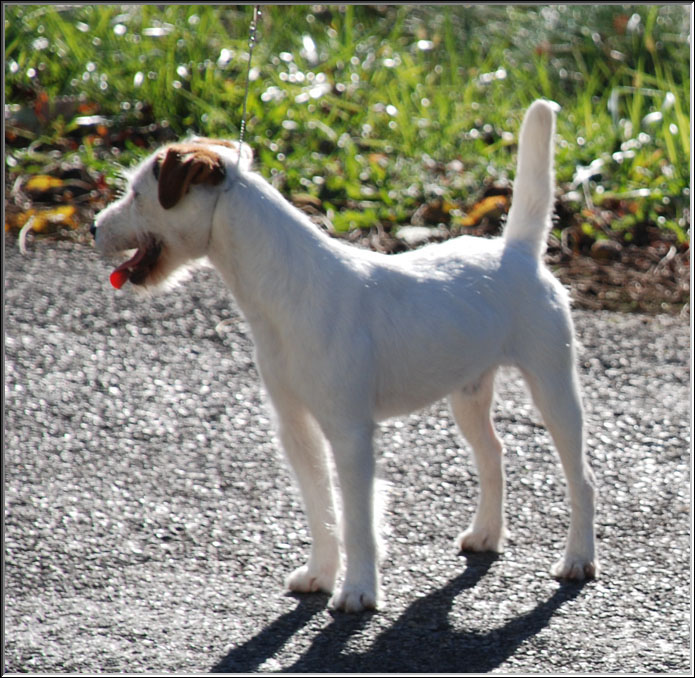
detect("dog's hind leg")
(450, 369), (507, 553)
(272, 397), (341, 595)
(520, 359), (598, 580)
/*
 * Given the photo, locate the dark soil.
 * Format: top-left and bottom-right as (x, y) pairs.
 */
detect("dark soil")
(4, 151), (691, 318)
(5, 217), (691, 319)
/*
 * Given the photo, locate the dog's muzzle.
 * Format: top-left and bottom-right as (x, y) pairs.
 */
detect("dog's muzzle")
(95, 233), (163, 290)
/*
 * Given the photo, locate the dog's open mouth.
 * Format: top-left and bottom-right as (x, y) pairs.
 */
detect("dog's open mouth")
(110, 237), (162, 289)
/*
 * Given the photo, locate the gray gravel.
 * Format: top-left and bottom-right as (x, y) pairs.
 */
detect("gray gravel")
(4, 240), (692, 673)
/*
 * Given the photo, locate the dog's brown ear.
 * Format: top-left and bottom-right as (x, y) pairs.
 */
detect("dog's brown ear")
(156, 144), (226, 209)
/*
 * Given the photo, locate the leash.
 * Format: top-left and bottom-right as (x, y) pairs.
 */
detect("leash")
(237, 4), (260, 167)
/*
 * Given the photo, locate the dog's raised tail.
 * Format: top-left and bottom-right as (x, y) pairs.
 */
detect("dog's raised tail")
(504, 100), (557, 258)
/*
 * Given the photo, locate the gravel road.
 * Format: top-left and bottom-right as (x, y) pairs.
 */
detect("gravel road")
(4, 240), (692, 673)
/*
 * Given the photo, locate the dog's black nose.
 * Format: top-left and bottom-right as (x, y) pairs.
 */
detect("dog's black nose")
(90, 223), (97, 237)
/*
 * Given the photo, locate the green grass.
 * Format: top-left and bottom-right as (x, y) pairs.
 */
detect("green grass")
(5, 4), (690, 241)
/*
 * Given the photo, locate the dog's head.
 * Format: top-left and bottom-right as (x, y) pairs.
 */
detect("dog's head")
(92, 138), (252, 291)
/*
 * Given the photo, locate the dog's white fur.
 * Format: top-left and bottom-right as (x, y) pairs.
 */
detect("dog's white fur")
(93, 100), (598, 612)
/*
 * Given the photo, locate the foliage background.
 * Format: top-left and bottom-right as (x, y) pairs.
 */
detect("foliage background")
(4, 3), (691, 310)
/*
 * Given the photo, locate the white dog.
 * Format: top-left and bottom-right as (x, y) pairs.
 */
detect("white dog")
(92, 100), (598, 612)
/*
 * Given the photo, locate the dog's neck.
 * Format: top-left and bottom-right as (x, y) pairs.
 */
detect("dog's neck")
(207, 171), (365, 334)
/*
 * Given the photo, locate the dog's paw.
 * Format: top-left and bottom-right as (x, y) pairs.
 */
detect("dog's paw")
(329, 585), (378, 613)
(550, 555), (599, 581)
(456, 526), (505, 553)
(286, 564), (336, 594)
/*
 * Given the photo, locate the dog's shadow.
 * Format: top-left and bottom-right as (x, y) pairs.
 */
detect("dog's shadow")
(211, 553), (589, 673)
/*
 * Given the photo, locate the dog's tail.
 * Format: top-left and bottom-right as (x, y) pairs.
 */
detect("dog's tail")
(503, 100), (557, 258)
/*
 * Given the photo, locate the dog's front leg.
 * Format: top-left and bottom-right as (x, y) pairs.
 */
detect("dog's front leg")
(273, 400), (341, 595)
(326, 424), (380, 613)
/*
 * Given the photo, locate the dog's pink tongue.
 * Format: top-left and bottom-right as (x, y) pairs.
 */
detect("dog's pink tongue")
(110, 269), (129, 289)
(110, 247), (146, 289)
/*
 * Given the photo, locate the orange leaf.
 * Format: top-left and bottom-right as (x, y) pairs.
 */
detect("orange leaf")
(12, 205), (78, 233)
(26, 175), (64, 192)
(459, 195), (508, 227)
(43, 205), (78, 229)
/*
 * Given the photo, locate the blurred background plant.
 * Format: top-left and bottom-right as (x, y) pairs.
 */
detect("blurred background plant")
(4, 4), (690, 311)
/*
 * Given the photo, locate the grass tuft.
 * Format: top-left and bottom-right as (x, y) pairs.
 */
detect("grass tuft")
(5, 4), (690, 242)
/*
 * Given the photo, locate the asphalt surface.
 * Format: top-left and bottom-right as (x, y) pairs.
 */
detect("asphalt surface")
(4, 240), (692, 674)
